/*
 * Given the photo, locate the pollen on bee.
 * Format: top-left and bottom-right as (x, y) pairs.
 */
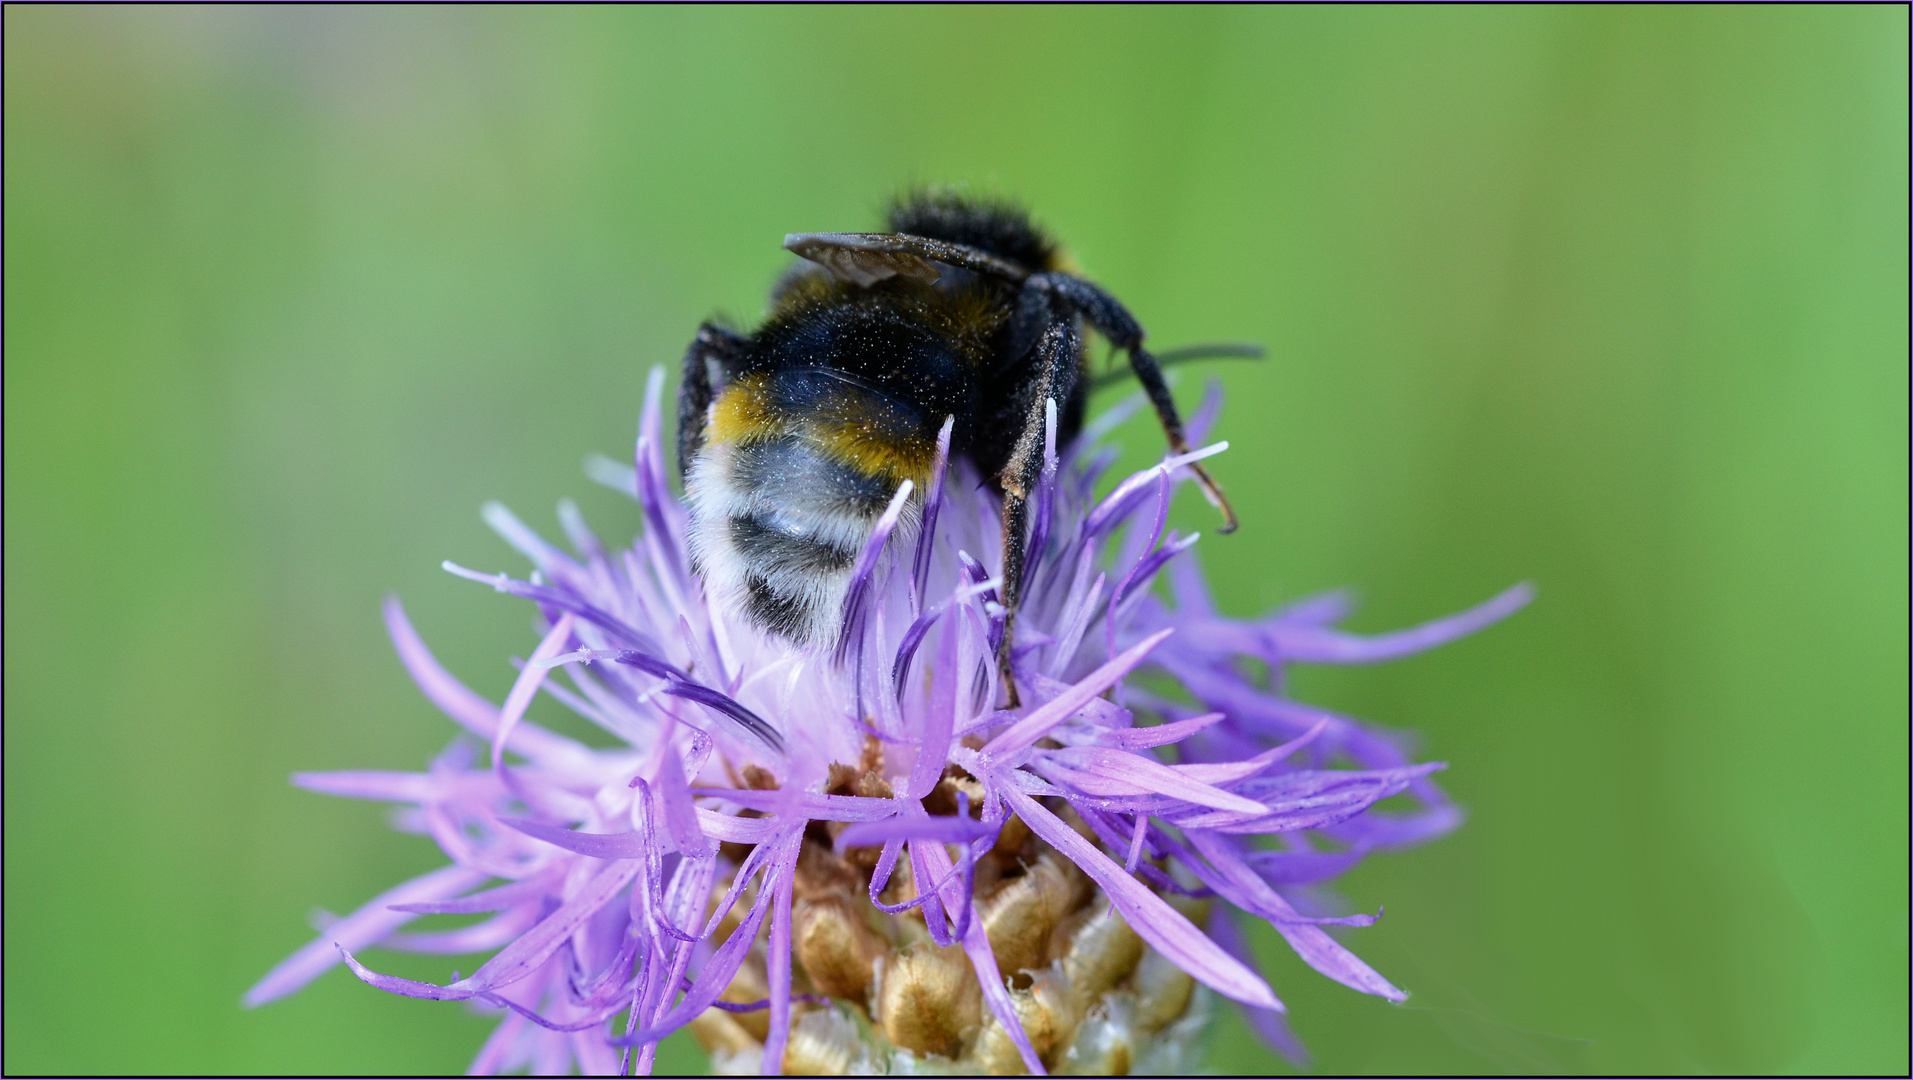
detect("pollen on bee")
(705, 374), (779, 446)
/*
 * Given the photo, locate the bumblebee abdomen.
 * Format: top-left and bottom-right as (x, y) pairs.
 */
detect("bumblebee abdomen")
(686, 371), (933, 646)
(734, 437), (898, 523)
(710, 370), (941, 490)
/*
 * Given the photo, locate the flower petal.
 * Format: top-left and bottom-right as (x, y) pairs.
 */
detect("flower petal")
(984, 628), (1173, 756)
(383, 905), (541, 954)
(387, 875), (546, 915)
(834, 812), (990, 850)
(1039, 746), (1268, 814)
(291, 770), (437, 803)
(836, 478), (914, 664)
(657, 680), (786, 756)
(500, 818), (647, 860)
(761, 845), (799, 1077)
(382, 596), (584, 762)
(456, 858), (640, 993)
(1104, 711), (1224, 749)
(694, 809), (779, 843)
(1269, 582), (1534, 663)
(493, 615), (575, 775)
(336, 945), (477, 1001)
(996, 781), (1280, 1011)
(655, 745), (714, 858)
(244, 863), (488, 1006)
(647, 829), (801, 1036)
(1185, 830), (1405, 1001)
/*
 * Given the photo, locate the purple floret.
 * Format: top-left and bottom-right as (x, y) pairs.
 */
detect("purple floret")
(248, 368), (1529, 1075)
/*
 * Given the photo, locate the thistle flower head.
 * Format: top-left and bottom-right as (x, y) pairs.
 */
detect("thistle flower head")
(249, 370), (1529, 1075)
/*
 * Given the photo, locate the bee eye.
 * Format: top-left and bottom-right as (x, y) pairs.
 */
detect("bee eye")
(967, 962), (1079, 1071)
(873, 942), (982, 1058)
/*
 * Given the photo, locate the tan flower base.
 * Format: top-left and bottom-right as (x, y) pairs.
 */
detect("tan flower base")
(690, 786), (1211, 1076)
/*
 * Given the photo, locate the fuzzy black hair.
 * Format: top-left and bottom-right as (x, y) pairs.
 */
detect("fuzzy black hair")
(885, 188), (1059, 273)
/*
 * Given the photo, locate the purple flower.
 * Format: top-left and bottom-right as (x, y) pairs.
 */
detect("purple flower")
(248, 370), (1529, 1075)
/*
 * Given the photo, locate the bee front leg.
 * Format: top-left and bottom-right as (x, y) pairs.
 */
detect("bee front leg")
(676, 322), (748, 483)
(997, 319), (1081, 709)
(1030, 273), (1239, 533)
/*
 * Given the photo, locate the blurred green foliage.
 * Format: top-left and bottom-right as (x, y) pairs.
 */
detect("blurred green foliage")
(5, 6), (1905, 1075)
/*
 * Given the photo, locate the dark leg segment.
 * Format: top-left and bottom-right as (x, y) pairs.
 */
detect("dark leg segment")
(676, 323), (748, 482)
(997, 319), (1081, 705)
(1028, 273), (1238, 533)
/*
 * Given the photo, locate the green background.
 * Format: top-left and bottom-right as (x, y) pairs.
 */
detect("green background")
(5, 6), (1906, 1075)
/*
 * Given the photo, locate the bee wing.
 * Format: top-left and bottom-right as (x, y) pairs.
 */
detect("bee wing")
(783, 232), (1030, 287)
(784, 233), (940, 287)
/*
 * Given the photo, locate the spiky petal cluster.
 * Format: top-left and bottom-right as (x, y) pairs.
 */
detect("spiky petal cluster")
(247, 370), (1528, 1074)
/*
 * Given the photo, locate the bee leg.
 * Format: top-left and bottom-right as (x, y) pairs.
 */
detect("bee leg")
(676, 322), (749, 482)
(1029, 274), (1239, 534)
(1123, 340), (1238, 533)
(998, 320), (1083, 708)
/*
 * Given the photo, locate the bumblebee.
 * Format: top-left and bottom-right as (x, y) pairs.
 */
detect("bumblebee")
(677, 191), (1240, 693)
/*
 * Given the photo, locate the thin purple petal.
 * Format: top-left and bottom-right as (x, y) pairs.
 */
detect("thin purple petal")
(1185, 830), (1405, 1001)
(336, 945), (477, 1001)
(1206, 907), (1311, 1066)
(1038, 746), (1268, 814)
(984, 628), (1174, 756)
(1104, 712), (1225, 750)
(1269, 582), (1534, 663)
(912, 416), (956, 609)
(761, 851), (798, 1076)
(656, 681), (786, 756)
(290, 770), (437, 803)
(382, 596), (583, 761)
(245, 863), (488, 1007)
(834, 812), (990, 850)
(388, 875), (546, 915)
(905, 590), (964, 799)
(458, 858), (640, 993)
(996, 781), (1281, 1011)
(492, 615), (575, 775)
(500, 818), (646, 860)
